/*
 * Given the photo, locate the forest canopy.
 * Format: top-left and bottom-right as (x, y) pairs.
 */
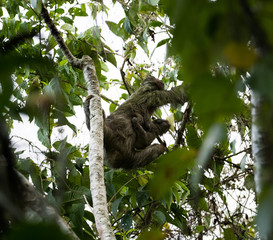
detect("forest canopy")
(1, 0), (273, 239)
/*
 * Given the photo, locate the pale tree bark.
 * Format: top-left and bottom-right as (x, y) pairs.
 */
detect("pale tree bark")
(251, 92), (273, 195)
(238, 1), (273, 239)
(251, 91), (273, 240)
(41, 4), (115, 240)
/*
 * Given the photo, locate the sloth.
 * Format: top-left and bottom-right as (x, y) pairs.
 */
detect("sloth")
(84, 76), (187, 169)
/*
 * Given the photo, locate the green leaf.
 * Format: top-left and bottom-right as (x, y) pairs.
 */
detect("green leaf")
(138, 38), (149, 56)
(37, 129), (50, 148)
(55, 8), (64, 14)
(195, 225), (204, 234)
(136, 191), (149, 207)
(240, 154), (247, 171)
(106, 20), (130, 40)
(4, 222), (72, 240)
(30, 0), (37, 8)
(139, 1), (157, 11)
(30, 0), (41, 12)
(138, 228), (165, 240)
(46, 34), (58, 52)
(174, 181), (190, 204)
(109, 103), (118, 112)
(244, 174), (255, 191)
(186, 125), (202, 149)
(146, 0), (159, 6)
(229, 139), (236, 154)
(224, 228), (237, 240)
(199, 197), (209, 211)
(69, 6), (88, 16)
(60, 16), (73, 24)
(104, 52), (117, 67)
(104, 169), (114, 182)
(156, 38), (170, 48)
(53, 110), (77, 133)
(138, 174), (149, 186)
(172, 186), (180, 205)
(29, 161), (42, 191)
(164, 189), (173, 209)
(61, 23), (75, 32)
(69, 203), (85, 229)
(150, 20), (163, 27)
(124, 16), (132, 34)
(152, 211), (166, 225)
(154, 108), (162, 118)
(84, 211), (95, 222)
(204, 215), (211, 228)
(149, 148), (195, 198)
(100, 61), (109, 72)
(121, 212), (133, 231)
(112, 197), (123, 217)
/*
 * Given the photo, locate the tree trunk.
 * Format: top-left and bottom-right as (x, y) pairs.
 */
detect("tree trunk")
(41, 4), (115, 239)
(251, 90), (273, 239)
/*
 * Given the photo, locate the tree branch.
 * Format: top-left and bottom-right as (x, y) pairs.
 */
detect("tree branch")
(40, 4), (81, 68)
(0, 120), (78, 239)
(120, 56), (133, 95)
(173, 102), (192, 148)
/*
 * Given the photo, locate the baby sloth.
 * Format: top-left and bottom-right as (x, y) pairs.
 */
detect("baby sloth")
(84, 76), (187, 169)
(132, 116), (170, 150)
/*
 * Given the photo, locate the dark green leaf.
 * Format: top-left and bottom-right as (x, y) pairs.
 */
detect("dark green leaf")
(152, 211), (166, 225)
(4, 223), (72, 240)
(104, 51), (117, 67)
(244, 174), (255, 191)
(136, 191), (149, 207)
(84, 211), (95, 222)
(112, 197), (123, 217)
(124, 17), (132, 34)
(186, 125), (202, 149)
(121, 212), (133, 231)
(156, 38), (170, 48)
(150, 20), (163, 27)
(69, 203), (85, 229)
(61, 16), (73, 24)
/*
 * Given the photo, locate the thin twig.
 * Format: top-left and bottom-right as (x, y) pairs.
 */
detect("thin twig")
(173, 102), (191, 148)
(120, 55), (134, 95)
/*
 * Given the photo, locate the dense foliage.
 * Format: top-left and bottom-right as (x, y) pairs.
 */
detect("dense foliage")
(3, 0), (273, 239)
